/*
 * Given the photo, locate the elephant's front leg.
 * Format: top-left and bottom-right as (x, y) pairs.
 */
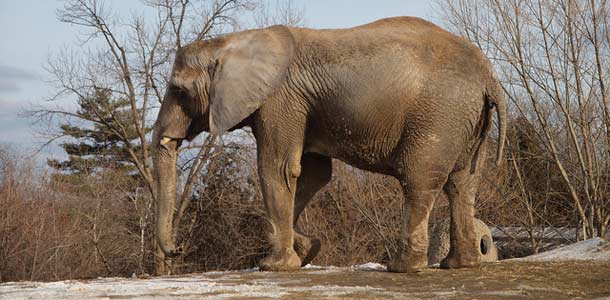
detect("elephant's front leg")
(257, 146), (303, 271)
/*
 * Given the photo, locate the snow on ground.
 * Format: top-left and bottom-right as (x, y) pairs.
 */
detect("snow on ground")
(516, 237), (610, 262)
(0, 264), (392, 300)
(2, 239), (609, 300)
(351, 262), (386, 271)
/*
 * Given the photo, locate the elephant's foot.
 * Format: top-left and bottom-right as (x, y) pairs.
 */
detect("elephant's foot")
(440, 252), (480, 269)
(294, 232), (321, 267)
(387, 252), (428, 273)
(259, 248), (302, 271)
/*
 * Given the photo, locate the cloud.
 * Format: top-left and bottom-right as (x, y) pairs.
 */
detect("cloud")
(0, 64), (38, 93)
(0, 80), (20, 92)
(0, 65), (37, 80)
(0, 97), (22, 112)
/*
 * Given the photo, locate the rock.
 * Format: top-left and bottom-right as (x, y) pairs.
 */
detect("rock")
(428, 218), (499, 265)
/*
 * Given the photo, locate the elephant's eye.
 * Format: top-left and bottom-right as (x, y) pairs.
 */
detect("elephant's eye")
(170, 85), (197, 113)
(170, 85), (187, 98)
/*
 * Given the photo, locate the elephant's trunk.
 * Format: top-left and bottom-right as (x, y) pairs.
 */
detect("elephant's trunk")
(153, 131), (182, 257)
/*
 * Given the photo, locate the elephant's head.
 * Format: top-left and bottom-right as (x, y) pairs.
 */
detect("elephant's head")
(152, 26), (295, 256)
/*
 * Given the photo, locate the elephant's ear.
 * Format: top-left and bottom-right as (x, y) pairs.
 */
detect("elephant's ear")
(209, 25), (295, 134)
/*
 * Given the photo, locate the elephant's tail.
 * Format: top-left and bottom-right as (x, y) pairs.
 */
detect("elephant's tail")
(485, 79), (506, 166)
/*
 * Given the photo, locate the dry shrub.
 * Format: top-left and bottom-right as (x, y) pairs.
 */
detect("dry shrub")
(436, 0), (610, 240)
(476, 120), (582, 258)
(297, 164), (403, 266)
(175, 146), (269, 272)
(0, 147), (154, 282)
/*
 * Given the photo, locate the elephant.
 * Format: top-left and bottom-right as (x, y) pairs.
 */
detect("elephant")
(428, 218), (499, 266)
(152, 16), (506, 273)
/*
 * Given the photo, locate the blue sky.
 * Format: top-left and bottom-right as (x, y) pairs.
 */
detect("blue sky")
(0, 0), (432, 162)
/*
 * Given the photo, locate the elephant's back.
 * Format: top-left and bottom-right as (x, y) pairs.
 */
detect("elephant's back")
(291, 18), (492, 111)
(291, 17), (494, 90)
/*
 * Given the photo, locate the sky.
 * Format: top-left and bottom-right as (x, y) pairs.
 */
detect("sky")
(0, 0), (433, 164)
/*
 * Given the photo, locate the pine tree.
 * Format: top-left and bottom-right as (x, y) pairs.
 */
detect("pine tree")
(48, 87), (150, 183)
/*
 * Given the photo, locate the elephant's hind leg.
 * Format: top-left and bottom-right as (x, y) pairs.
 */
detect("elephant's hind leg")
(293, 153), (332, 266)
(388, 159), (450, 273)
(440, 144), (486, 269)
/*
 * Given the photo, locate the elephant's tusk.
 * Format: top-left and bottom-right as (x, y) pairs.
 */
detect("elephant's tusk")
(160, 137), (172, 145)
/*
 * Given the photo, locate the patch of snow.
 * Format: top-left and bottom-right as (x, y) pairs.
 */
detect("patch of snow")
(352, 262), (387, 271)
(515, 284), (562, 293)
(196, 266), (259, 276)
(301, 264), (343, 274)
(301, 263), (326, 270)
(302, 262), (388, 273)
(517, 237), (610, 262)
(0, 266), (404, 300)
(0, 274), (282, 300)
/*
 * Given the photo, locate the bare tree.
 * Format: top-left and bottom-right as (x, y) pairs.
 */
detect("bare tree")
(254, 0), (306, 28)
(29, 0), (305, 275)
(436, 0), (610, 240)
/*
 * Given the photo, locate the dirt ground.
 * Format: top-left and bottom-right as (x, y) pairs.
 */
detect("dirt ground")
(2, 260), (610, 299)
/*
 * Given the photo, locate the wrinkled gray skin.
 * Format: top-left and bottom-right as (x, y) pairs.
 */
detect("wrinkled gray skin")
(153, 17), (506, 272)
